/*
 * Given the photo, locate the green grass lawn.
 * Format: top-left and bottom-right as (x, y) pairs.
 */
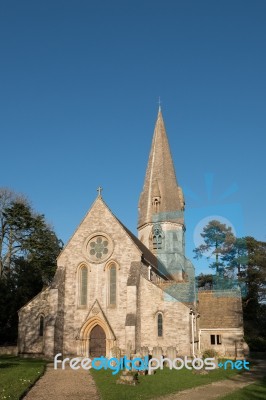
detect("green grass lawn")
(219, 377), (266, 400)
(0, 356), (47, 400)
(91, 365), (240, 400)
(0, 356), (252, 400)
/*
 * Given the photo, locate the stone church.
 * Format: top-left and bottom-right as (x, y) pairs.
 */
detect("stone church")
(18, 109), (246, 359)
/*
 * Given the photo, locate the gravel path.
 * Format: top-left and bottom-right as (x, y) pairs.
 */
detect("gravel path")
(23, 363), (100, 400)
(154, 359), (266, 400)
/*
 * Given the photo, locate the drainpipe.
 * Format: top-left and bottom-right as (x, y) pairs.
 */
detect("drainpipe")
(148, 266), (152, 280)
(190, 308), (195, 358)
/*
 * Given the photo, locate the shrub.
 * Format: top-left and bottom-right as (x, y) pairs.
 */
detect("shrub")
(202, 349), (218, 358)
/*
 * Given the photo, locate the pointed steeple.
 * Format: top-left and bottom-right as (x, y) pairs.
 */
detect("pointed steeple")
(138, 108), (185, 229)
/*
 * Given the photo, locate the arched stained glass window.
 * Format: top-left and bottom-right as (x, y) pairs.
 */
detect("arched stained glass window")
(80, 266), (88, 306)
(109, 264), (116, 305)
(158, 313), (163, 337)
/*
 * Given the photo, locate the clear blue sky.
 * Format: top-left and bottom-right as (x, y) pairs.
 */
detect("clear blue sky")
(1, 0), (265, 274)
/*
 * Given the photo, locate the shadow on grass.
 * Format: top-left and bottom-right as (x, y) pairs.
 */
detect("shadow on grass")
(0, 356), (48, 400)
(0, 355), (18, 359)
(0, 362), (19, 368)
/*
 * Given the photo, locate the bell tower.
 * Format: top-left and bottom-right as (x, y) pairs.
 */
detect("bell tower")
(138, 108), (185, 281)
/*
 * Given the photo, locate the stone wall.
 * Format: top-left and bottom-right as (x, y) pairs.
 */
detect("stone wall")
(18, 196), (246, 360)
(57, 198), (142, 357)
(18, 283), (60, 358)
(137, 273), (192, 356)
(200, 329), (246, 357)
(0, 346), (18, 355)
(52, 266), (66, 356)
(198, 289), (246, 357)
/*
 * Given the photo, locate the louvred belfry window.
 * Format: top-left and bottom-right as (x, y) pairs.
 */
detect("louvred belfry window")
(152, 224), (163, 250)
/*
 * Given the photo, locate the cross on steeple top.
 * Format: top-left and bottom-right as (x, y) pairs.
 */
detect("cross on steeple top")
(97, 186), (103, 197)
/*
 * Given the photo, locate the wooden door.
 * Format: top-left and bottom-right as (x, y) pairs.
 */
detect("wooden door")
(89, 325), (106, 357)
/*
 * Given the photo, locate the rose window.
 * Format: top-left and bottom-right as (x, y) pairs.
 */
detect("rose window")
(89, 236), (108, 259)
(84, 233), (113, 263)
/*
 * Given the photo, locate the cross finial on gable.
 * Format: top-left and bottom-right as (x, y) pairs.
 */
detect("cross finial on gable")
(97, 186), (103, 197)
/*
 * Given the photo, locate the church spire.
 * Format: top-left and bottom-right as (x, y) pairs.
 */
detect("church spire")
(138, 108), (185, 229)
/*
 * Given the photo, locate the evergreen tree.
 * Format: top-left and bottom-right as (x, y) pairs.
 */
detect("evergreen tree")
(196, 273), (213, 290)
(0, 188), (63, 344)
(193, 220), (234, 274)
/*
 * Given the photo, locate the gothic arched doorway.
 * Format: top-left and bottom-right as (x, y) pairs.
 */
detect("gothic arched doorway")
(89, 325), (106, 357)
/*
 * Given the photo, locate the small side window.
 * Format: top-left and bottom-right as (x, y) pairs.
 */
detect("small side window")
(210, 334), (222, 345)
(39, 316), (44, 337)
(157, 313), (163, 337)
